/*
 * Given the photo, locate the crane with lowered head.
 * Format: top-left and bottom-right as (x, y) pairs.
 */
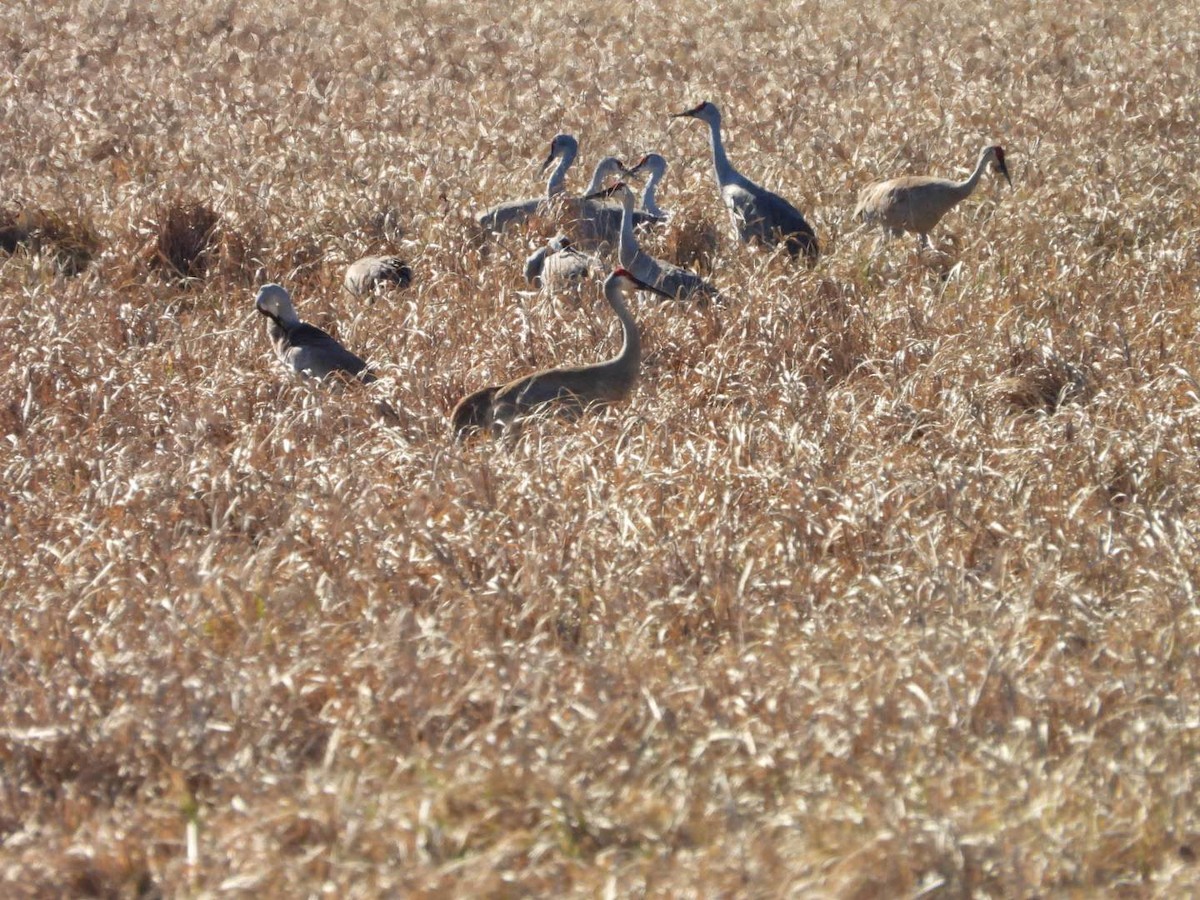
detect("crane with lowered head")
(854, 144), (1013, 250)
(255, 284), (376, 383)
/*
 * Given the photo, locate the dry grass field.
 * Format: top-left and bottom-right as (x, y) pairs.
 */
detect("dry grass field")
(2, 0), (1200, 895)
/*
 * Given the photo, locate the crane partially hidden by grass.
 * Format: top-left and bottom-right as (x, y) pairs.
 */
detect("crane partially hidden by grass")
(451, 268), (673, 438)
(343, 255), (412, 297)
(587, 181), (719, 304)
(255, 284), (377, 384)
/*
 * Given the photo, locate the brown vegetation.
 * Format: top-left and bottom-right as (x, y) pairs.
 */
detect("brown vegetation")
(2, 0), (1199, 895)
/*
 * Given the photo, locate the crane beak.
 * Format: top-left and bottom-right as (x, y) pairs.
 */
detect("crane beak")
(998, 160), (1013, 188)
(583, 182), (623, 201)
(615, 268), (674, 301)
(670, 102), (706, 120)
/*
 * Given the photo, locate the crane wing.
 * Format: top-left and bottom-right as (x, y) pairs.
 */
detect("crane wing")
(285, 324), (375, 383)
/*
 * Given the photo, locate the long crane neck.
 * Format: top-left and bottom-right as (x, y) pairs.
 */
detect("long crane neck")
(603, 278), (641, 374)
(546, 144), (577, 198)
(584, 158), (620, 196)
(617, 190), (640, 269)
(641, 168), (666, 218)
(704, 116), (748, 190)
(951, 149), (992, 200)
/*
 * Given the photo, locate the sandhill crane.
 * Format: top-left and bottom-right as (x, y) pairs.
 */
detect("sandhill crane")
(476, 136), (638, 248)
(476, 133), (580, 235)
(853, 145), (1013, 250)
(254, 284), (376, 383)
(343, 255), (412, 296)
(670, 101), (819, 263)
(549, 155), (662, 255)
(451, 268), (672, 437)
(523, 234), (601, 290)
(587, 181), (719, 303)
(625, 153), (670, 221)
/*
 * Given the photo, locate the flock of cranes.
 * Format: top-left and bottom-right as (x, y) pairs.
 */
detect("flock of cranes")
(254, 101), (1013, 438)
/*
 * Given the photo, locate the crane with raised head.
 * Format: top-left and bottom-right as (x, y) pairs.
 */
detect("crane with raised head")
(476, 133), (580, 235)
(254, 284), (376, 383)
(451, 268), (672, 437)
(587, 180), (718, 303)
(343, 255), (412, 296)
(670, 100), (819, 263)
(854, 144), (1013, 250)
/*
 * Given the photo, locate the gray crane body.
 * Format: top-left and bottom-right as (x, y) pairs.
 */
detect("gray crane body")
(855, 144), (1012, 247)
(255, 284), (376, 384)
(524, 234), (600, 289)
(672, 101), (819, 263)
(451, 269), (672, 437)
(343, 255), (412, 296)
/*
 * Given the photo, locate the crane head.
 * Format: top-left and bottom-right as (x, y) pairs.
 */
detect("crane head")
(451, 386), (498, 439)
(610, 267), (675, 301)
(988, 145), (1013, 188)
(540, 133), (577, 173)
(625, 153), (667, 179)
(670, 101), (718, 123)
(254, 283), (300, 326)
(583, 181), (631, 202)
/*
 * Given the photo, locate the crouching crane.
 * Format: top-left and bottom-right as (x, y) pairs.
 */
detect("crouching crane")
(524, 234), (602, 290)
(255, 284), (376, 383)
(343, 255), (412, 296)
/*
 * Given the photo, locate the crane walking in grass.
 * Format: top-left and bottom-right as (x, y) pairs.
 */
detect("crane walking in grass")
(451, 268), (672, 437)
(587, 181), (719, 304)
(255, 284), (376, 383)
(671, 100), (819, 263)
(854, 144), (1013, 251)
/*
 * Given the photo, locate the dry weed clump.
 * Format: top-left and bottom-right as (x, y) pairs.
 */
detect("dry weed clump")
(0, 206), (100, 275)
(145, 199), (221, 283)
(664, 213), (722, 275)
(3, 0), (1200, 896)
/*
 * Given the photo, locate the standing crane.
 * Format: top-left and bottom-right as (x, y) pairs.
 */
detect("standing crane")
(476, 136), (640, 250)
(254, 284), (376, 383)
(625, 153), (670, 221)
(451, 268), (673, 437)
(853, 145), (1013, 250)
(343, 255), (412, 296)
(670, 101), (819, 263)
(587, 181), (719, 303)
(476, 133), (580, 235)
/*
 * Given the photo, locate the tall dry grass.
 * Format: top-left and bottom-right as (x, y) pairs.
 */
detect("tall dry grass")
(2, 0), (1200, 895)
